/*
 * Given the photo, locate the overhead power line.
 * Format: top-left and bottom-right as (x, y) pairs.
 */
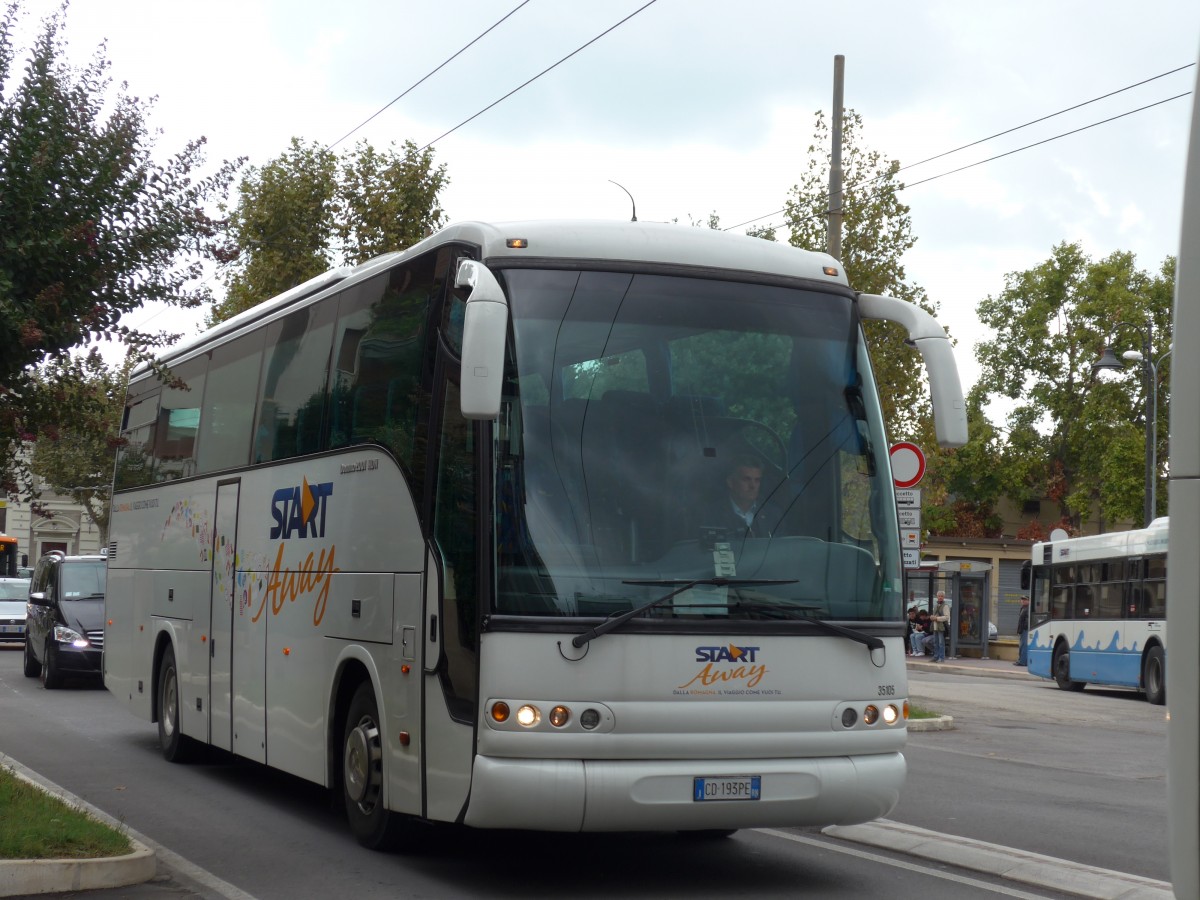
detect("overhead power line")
(724, 64), (1196, 234)
(326, 0), (533, 150)
(899, 63), (1196, 175)
(418, 0), (661, 151)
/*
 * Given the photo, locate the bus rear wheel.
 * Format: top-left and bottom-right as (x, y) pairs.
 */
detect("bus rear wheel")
(343, 682), (396, 849)
(1144, 645), (1166, 705)
(1052, 646), (1085, 692)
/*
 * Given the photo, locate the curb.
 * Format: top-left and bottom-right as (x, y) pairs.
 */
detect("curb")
(907, 714), (954, 732)
(0, 756), (156, 898)
(908, 659), (1038, 681)
(824, 819), (1174, 900)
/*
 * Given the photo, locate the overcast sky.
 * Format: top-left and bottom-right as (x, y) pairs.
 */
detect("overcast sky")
(13, 0), (1200, 405)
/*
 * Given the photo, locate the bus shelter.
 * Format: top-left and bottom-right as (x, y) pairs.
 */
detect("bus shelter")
(904, 560), (993, 659)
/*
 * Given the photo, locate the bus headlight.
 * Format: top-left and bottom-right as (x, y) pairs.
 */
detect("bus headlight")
(484, 700), (613, 732)
(882, 705), (899, 725)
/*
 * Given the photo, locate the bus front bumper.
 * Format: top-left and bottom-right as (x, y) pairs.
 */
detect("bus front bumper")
(463, 752), (905, 832)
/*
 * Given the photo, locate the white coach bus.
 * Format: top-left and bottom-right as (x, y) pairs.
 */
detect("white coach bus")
(1025, 519), (1168, 704)
(104, 219), (966, 847)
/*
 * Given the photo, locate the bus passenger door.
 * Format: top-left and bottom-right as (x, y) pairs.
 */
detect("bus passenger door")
(422, 378), (481, 822)
(209, 480), (239, 752)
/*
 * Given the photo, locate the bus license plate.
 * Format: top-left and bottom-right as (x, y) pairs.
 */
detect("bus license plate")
(693, 776), (761, 801)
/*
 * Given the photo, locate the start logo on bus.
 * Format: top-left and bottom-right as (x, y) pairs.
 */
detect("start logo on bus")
(251, 476), (340, 627)
(270, 478), (334, 540)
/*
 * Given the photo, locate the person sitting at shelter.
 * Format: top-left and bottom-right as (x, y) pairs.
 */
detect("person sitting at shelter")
(909, 609), (934, 656)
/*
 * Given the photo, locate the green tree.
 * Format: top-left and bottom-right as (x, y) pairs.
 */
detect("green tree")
(214, 138), (448, 323)
(24, 351), (129, 543)
(0, 3), (239, 494)
(779, 110), (940, 441)
(0, 2), (240, 383)
(974, 242), (1174, 529)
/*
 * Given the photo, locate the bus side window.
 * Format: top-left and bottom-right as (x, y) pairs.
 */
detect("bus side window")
(114, 387), (160, 490)
(253, 299), (336, 463)
(196, 331), (266, 475)
(330, 252), (441, 475)
(155, 356), (207, 481)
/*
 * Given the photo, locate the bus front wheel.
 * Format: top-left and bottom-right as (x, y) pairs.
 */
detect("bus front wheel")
(157, 645), (196, 762)
(343, 682), (396, 849)
(1144, 645), (1166, 705)
(1052, 646), (1085, 692)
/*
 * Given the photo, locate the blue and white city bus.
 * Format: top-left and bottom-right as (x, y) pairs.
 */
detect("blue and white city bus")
(1027, 519), (1168, 704)
(104, 220), (966, 847)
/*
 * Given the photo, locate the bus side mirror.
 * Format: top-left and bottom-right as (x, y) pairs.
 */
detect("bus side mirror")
(456, 260), (509, 420)
(856, 293), (968, 448)
(1020, 560), (1031, 590)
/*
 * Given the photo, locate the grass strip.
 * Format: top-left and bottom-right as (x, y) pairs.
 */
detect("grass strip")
(0, 766), (132, 860)
(908, 703), (941, 720)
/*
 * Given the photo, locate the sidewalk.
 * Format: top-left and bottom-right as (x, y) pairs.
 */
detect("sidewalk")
(907, 653), (1039, 681)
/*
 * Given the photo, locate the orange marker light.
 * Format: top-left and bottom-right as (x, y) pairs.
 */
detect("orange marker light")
(283, 647), (291, 656)
(201, 635), (207, 642)
(401, 664), (411, 675)
(506, 238), (529, 249)
(491, 701), (510, 723)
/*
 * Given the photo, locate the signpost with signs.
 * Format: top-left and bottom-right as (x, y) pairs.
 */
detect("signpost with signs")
(891, 443), (926, 569)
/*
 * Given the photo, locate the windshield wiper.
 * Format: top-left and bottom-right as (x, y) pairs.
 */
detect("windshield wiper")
(801, 615), (884, 651)
(571, 578), (797, 649)
(726, 601), (883, 651)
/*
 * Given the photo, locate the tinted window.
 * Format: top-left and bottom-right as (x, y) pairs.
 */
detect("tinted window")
(329, 254), (441, 473)
(156, 356), (207, 481)
(254, 299), (337, 462)
(196, 332), (266, 474)
(114, 383), (160, 490)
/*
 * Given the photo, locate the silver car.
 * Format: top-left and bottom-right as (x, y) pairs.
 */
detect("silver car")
(0, 576), (30, 644)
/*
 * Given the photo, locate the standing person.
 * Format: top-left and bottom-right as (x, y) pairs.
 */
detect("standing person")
(931, 591), (951, 663)
(1015, 595), (1030, 666)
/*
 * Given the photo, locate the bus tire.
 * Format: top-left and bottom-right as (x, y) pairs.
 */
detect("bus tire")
(343, 682), (395, 850)
(1144, 645), (1166, 705)
(23, 635), (41, 678)
(1052, 645), (1085, 692)
(157, 645), (196, 762)
(41, 640), (63, 689)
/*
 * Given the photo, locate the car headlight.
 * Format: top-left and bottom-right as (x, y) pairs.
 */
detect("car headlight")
(51, 625), (89, 648)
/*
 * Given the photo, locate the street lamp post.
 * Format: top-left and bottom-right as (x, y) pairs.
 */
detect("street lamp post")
(1091, 321), (1160, 526)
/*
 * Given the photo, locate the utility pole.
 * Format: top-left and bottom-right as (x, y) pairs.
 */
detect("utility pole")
(827, 55), (845, 261)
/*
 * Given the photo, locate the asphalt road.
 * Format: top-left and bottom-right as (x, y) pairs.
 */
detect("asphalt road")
(0, 646), (1162, 899)
(903, 667), (1168, 881)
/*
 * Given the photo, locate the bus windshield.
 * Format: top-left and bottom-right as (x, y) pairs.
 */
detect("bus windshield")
(494, 267), (900, 623)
